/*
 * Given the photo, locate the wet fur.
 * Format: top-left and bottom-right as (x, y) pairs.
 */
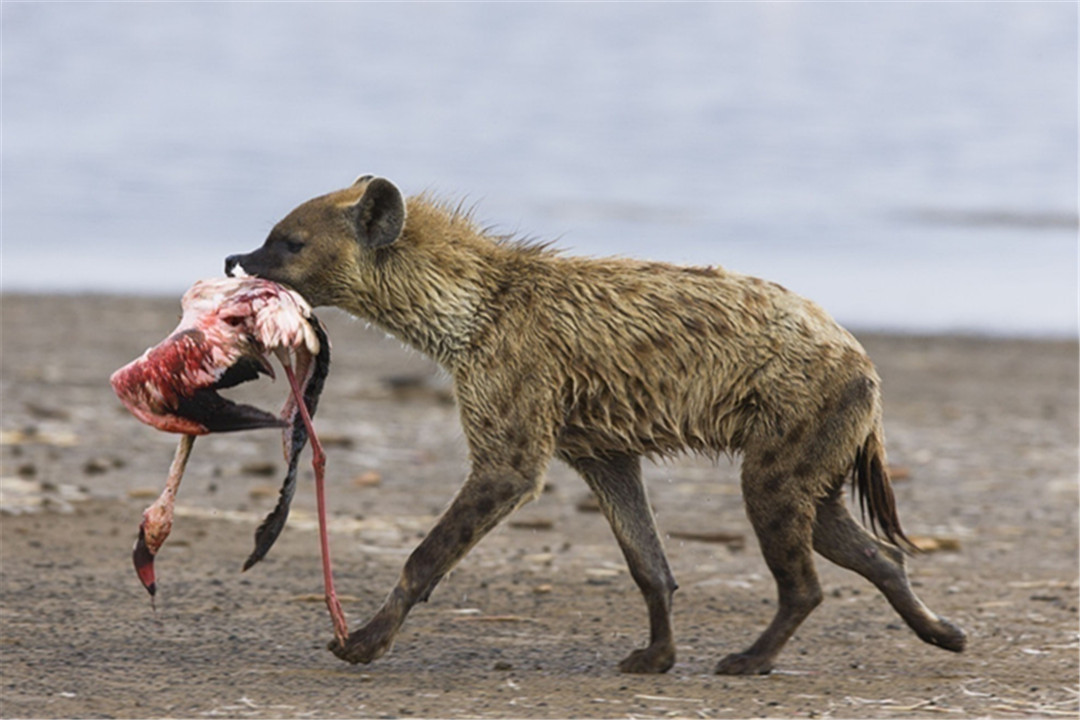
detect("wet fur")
(225, 177), (965, 674)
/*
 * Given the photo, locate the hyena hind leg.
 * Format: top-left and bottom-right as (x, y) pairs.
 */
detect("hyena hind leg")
(716, 460), (824, 676)
(812, 494), (966, 652)
(566, 452), (678, 674)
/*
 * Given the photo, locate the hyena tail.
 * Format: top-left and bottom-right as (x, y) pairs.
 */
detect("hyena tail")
(853, 427), (916, 553)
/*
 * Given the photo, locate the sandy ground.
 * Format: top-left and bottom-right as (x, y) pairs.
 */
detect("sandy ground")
(1, 293), (1077, 719)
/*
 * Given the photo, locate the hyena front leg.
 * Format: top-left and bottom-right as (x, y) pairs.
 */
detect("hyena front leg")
(329, 416), (553, 665)
(566, 452), (678, 673)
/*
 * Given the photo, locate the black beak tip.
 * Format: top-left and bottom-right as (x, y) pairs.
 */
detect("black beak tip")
(133, 531), (158, 596)
(224, 255), (240, 277)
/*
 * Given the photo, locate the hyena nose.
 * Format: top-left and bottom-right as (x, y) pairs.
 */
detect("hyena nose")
(224, 255), (243, 277)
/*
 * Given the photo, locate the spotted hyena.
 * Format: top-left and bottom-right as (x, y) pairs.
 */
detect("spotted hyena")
(225, 176), (965, 674)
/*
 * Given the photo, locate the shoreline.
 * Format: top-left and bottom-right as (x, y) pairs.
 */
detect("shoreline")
(3, 290), (1076, 342)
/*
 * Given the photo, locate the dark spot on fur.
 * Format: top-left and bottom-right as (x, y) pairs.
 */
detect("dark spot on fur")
(511, 451), (524, 468)
(814, 397), (835, 422)
(507, 426), (526, 448)
(793, 461), (814, 479)
(836, 376), (874, 413)
(784, 544), (807, 565)
(459, 525), (474, 545)
(766, 509), (792, 536)
(496, 483), (517, 504)
(491, 277), (514, 304)
(771, 566), (793, 586)
(560, 425), (589, 443)
(763, 473), (786, 494)
(680, 316), (705, 335)
(740, 390), (761, 412)
(423, 526), (450, 554)
(786, 421), (807, 445)
(476, 497), (495, 516)
(470, 447), (492, 468)
(759, 450), (779, 468)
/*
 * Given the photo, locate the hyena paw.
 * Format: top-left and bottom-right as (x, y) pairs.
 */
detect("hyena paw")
(714, 651), (774, 676)
(921, 617), (967, 653)
(618, 644), (675, 674)
(327, 623), (394, 665)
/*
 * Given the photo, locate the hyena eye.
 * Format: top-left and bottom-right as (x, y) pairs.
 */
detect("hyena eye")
(285, 240), (304, 254)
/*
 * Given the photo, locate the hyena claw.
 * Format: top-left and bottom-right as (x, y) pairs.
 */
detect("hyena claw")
(618, 645), (676, 674)
(714, 652), (775, 676)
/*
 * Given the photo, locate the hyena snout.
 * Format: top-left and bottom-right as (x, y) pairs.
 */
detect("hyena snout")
(225, 249), (286, 284)
(224, 254), (243, 276)
(224, 247), (322, 302)
(224, 252), (257, 278)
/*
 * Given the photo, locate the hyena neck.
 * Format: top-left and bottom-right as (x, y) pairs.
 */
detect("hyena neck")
(339, 198), (502, 369)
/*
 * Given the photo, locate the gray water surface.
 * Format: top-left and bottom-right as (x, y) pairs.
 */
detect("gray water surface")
(3, 2), (1076, 335)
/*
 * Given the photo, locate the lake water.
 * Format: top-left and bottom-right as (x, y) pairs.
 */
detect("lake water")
(3, 2), (1076, 336)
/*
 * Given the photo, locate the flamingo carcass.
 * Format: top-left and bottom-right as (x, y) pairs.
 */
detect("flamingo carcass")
(110, 277), (347, 645)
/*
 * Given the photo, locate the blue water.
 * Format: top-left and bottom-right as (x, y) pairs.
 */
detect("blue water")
(3, 3), (1076, 336)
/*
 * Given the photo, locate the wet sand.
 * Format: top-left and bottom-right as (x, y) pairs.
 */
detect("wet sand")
(1, 293), (1077, 718)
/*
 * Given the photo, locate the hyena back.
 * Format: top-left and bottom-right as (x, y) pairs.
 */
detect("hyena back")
(225, 176), (965, 674)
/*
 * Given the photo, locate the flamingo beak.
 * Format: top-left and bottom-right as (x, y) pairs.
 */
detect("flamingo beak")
(174, 390), (286, 433)
(133, 523), (157, 598)
(174, 356), (287, 434)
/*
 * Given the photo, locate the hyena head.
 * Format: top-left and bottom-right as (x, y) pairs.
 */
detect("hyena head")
(225, 175), (405, 307)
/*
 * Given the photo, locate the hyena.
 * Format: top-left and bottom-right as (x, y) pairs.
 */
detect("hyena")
(225, 175), (966, 675)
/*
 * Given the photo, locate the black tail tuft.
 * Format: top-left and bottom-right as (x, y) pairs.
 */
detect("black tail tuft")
(853, 432), (917, 553)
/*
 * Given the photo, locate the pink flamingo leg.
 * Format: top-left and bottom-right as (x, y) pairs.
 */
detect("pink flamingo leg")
(281, 359), (349, 647)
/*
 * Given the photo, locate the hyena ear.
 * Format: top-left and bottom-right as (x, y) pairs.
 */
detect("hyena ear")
(349, 177), (405, 249)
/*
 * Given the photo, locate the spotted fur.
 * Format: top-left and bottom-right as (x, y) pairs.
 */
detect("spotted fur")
(225, 176), (965, 674)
